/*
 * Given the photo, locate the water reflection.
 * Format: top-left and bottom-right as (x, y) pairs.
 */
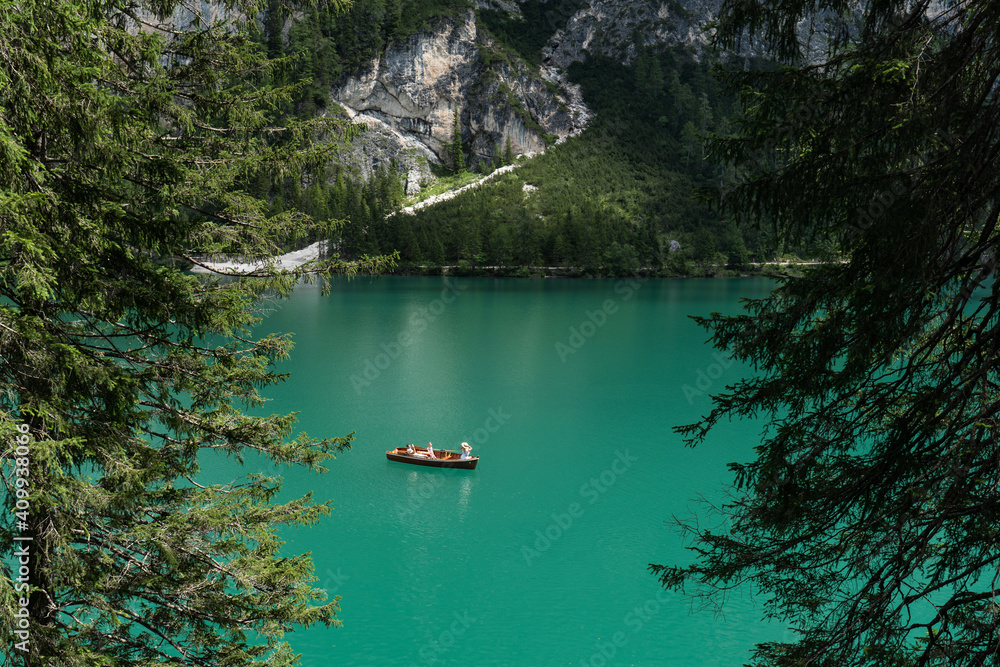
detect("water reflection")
(395, 467), (477, 534)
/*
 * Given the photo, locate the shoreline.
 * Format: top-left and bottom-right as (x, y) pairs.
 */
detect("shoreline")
(188, 241), (327, 275)
(384, 261), (824, 280)
(185, 243), (824, 279)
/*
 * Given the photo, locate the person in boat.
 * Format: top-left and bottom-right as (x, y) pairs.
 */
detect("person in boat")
(460, 442), (472, 459)
(406, 444), (415, 455)
(426, 442), (435, 458)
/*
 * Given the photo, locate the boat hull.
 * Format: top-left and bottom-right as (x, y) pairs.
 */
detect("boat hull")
(386, 447), (479, 470)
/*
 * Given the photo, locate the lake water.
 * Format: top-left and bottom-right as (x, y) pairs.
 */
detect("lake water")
(209, 276), (788, 666)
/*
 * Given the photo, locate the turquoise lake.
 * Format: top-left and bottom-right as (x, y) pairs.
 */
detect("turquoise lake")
(208, 276), (790, 666)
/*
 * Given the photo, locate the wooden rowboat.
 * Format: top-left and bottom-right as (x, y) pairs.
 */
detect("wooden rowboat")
(386, 445), (479, 470)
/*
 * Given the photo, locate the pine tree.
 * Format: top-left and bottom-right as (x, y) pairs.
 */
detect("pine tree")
(504, 135), (515, 166)
(426, 230), (447, 267)
(680, 121), (699, 168)
(646, 54), (664, 100)
(451, 105), (466, 173)
(0, 2), (392, 665)
(653, 1), (1000, 665)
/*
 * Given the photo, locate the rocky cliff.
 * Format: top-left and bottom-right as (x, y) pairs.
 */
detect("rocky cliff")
(332, 9), (588, 191)
(328, 0), (736, 191)
(160, 0), (826, 196)
(541, 0), (719, 69)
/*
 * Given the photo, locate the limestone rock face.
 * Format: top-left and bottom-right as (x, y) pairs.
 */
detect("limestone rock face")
(332, 9), (588, 178)
(541, 0), (843, 68)
(138, 1), (248, 31)
(541, 0), (720, 69)
(157, 0), (837, 193)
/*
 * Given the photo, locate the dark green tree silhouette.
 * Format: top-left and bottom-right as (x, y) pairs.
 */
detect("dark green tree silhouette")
(451, 105), (466, 173)
(653, 1), (1000, 665)
(0, 1), (391, 664)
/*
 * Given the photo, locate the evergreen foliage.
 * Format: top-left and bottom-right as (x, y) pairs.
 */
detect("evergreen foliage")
(0, 1), (392, 664)
(451, 106), (466, 173)
(651, 1), (1000, 665)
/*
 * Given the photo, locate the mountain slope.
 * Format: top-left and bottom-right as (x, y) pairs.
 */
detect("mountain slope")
(263, 0), (821, 273)
(330, 8), (586, 180)
(369, 47), (767, 276)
